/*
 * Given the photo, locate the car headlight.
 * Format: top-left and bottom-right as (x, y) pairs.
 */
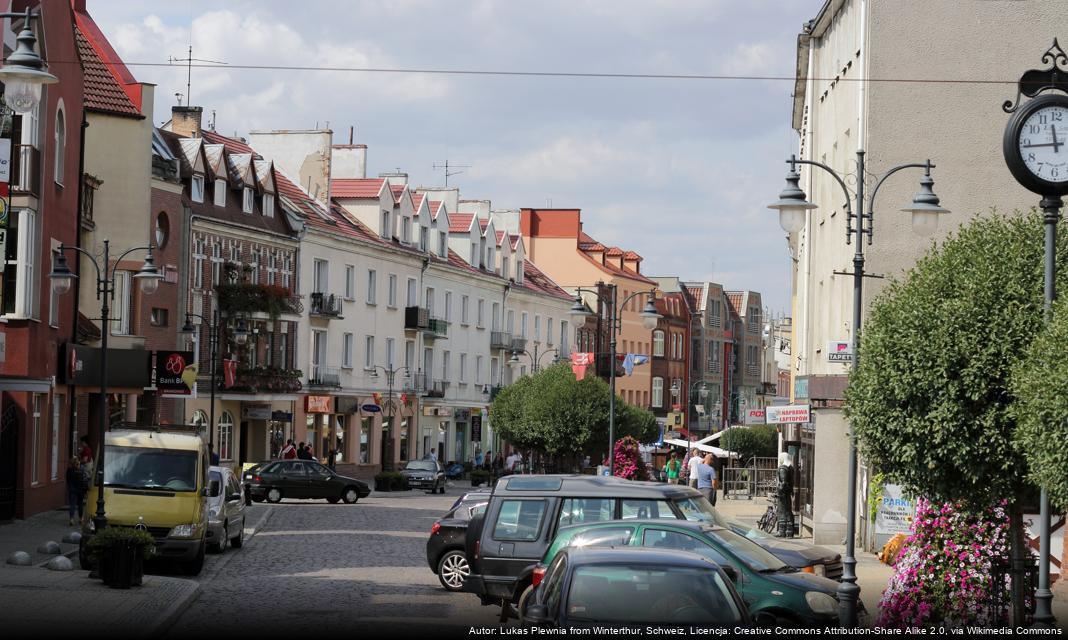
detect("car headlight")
(805, 591), (838, 615)
(805, 563), (826, 577)
(169, 523), (201, 539)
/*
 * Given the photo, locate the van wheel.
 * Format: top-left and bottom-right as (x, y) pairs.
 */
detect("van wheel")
(266, 488), (282, 503)
(230, 519), (244, 549)
(181, 541), (206, 576)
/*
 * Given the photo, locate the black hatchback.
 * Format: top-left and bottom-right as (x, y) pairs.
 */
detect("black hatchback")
(246, 459), (370, 504)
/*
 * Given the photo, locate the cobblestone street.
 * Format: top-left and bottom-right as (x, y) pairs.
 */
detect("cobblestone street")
(168, 487), (500, 635)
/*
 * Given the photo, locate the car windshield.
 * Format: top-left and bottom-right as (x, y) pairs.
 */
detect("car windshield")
(405, 461), (437, 472)
(104, 446), (198, 492)
(566, 564), (742, 625)
(674, 497), (770, 540)
(706, 529), (790, 573)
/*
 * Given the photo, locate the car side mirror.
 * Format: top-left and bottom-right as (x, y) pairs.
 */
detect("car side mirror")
(227, 493), (242, 502)
(722, 565), (739, 583)
(525, 604), (549, 625)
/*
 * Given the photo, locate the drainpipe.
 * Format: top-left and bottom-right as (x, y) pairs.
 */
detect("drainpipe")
(499, 282), (510, 386)
(67, 114), (88, 458)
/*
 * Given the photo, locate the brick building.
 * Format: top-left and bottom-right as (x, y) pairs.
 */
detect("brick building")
(649, 291), (691, 434)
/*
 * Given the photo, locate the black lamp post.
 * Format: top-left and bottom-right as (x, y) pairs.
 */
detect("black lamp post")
(371, 365), (410, 471)
(179, 309), (250, 448)
(507, 344), (558, 374)
(768, 151), (949, 627)
(49, 241), (164, 532)
(570, 284), (661, 475)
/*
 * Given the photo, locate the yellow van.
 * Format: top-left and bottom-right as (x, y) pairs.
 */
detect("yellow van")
(79, 427), (214, 576)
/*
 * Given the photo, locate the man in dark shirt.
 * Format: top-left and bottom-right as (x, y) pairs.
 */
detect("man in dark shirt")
(297, 443), (312, 460)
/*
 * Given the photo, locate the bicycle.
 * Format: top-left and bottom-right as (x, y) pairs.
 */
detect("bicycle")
(757, 503), (778, 534)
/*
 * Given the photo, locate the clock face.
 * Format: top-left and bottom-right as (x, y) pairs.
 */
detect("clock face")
(1018, 104), (1068, 183)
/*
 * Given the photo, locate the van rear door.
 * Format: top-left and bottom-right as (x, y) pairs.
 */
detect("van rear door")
(479, 497), (556, 596)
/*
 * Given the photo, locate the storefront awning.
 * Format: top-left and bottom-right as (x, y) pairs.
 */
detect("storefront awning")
(661, 438), (736, 459)
(0, 375), (53, 393)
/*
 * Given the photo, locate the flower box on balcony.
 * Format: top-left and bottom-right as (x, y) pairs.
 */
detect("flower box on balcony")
(216, 283), (303, 318)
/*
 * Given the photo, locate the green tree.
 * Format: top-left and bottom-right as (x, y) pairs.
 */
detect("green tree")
(845, 212), (1065, 507)
(1011, 296), (1068, 510)
(720, 424), (778, 462)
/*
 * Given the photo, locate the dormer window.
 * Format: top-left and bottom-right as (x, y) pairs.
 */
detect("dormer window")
(243, 188), (254, 213)
(214, 179), (227, 207)
(502, 260), (510, 281)
(262, 193), (274, 218)
(439, 231), (447, 257)
(380, 211), (391, 239)
(402, 216), (412, 244)
(420, 226), (429, 252)
(471, 243), (478, 266)
(486, 247), (494, 271)
(191, 175), (205, 203)
(516, 258), (524, 284)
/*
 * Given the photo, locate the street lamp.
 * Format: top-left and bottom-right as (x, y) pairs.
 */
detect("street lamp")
(50, 241), (163, 532)
(370, 365), (410, 471)
(508, 344), (559, 373)
(768, 150), (948, 627)
(179, 310), (224, 449)
(570, 284), (661, 474)
(0, 8), (58, 114)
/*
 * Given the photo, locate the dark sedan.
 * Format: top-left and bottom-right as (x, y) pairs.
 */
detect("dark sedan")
(427, 489), (491, 591)
(401, 459), (446, 494)
(524, 547), (750, 628)
(245, 459), (370, 504)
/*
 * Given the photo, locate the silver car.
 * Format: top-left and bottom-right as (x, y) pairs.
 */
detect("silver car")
(206, 466), (246, 553)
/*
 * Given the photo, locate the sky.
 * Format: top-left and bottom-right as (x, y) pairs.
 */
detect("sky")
(87, 0), (818, 314)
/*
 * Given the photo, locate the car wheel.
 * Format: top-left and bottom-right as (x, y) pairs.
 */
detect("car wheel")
(230, 518), (244, 549)
(266, 488), (282, 503)
(437, 549), (470, 591)
(517, 585), (535, 623)
(342, 487), (360, 504)
(326, 496), (340, 504)
(210, 524), (227, 553)
(181, 540), (206, 576)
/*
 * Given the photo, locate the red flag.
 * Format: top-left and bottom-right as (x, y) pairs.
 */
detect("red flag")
(223, 359), (237, 388)
(400, 393), (409, 406)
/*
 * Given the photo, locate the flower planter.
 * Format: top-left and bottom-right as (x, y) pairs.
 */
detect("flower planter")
(99, 541), (144, 589)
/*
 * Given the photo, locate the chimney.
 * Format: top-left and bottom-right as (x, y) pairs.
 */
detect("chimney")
(331, 144), (367, 179)
(171, 105), (203, 138)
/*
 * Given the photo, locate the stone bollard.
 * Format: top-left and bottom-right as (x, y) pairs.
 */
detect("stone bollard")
(6, 551), (32, 566)
(62, 532), (82, 545)
(36, 541), (61, 555)
(45, 556), (73, 571)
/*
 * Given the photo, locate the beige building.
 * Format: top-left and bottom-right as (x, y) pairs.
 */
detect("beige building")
(787, 0), (1063, 545)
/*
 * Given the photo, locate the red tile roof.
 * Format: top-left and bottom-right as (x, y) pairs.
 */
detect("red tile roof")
(605, 247), (624, 257)
(725, 292), (744, 314)
(478, 219), (489, 232)
(202, 131), (254, 154)
(75, 27), (141, 117)
(73, 5), (143, 112)
(332, 178), (387, 199)
(449, 213), (475, 233)
(510, 235), (521, 251)
(390, 184), (405, 202)
(624, 251), (641, 261)
(495, 230), (506, 245)
(412, 193), (425, 211)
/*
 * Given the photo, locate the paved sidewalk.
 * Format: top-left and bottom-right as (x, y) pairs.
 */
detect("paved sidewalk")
(0, 508), (81, 566)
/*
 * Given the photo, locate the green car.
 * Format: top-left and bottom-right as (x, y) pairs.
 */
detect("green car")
(525, 519), (843, 627)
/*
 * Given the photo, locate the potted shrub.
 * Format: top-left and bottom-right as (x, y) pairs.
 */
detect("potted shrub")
(470, 469), (491, 487)
(87, 527), (155, 589)
(374, 472), (409, 492)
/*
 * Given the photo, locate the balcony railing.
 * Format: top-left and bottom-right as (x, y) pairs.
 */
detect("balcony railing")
(405, 373), (427, 393)
(216, 283), (303, 317)
(490, 331), (513, 350)
(308, 366), (342, 388)
(229, 367), (303, 394)
(426, 317), (449, 338)
(12, 144), (40, 196)
(429, 379), (449, 398)
(309, 292), (343, 318)
(510, 337), (527, 353)
(405, 306), (430, 330)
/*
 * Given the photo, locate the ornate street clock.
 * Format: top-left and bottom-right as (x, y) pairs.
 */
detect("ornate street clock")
(1003, 40), (1068, 197)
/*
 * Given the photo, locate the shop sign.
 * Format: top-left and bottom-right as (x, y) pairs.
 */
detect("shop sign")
(271, 410), (293, 422)
(455, 409), (471, 421)
(794, 377), (809, 400)
(361, 403), (381, 413)
(61, 343), (151, 388)
(242, 405), (271, 420)
(335, 397), (361, 414)
(875, 484), (915, 535)
(744, 409), (766, 425)
(305, 395), (332, 413)
(422, 406), (436, 416)
(471, 414), (482, 442)
(765, 404), (811, 424)
(827, 340), (853, 363)
(156, 350), (196, 397)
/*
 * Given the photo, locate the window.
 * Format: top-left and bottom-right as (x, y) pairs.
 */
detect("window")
(442, 350), (451, 382)
(311, 330), (326, 379)
(507, 310), (515, 333)
(30, 394), (40, 484)
(444, 291), (452, 322)
(366, 270), (377, 304)
(560, 321), (569, 354)
(546, 318), (554, 345)
(640, 529), (725, 565)
(402, 216), (411, 244)
(54, 106), (65, 185)
(534, 316), (541, 342)
(211, 242), (222, 286)
(502, 259), (510, 281)
(420, 226), (429, 252)
(365, 336), (375, 369)
(569, 526), (635, 548)
(459, 353), (467, 383)
(150, 308), (168, 327)
(491, 302), (500, 331)
(405, 340), (415, 370)
(111, 271), (132, 335)
(491, 357), (499, 384)
(343, 333), (354, 368)
(360, 418), (372, 464)
(476, 355), (483, 384)
(48, 246), (60, 326)
(516, 258), (524, 284)
(218, 411), (234, 461)
(477, 299), (485, 328)
(51, 396), (61, 480)
(386, 338), (395, 367)
(621, 499), (676, 519)
(2, 210), (38, 318)
(487, 247), (495, 271)
(214, 179), (227, 207)
(192, 239), (204, 289)
(708, 341), (720, 373)
(313, 259), (328, 293)
(262, 193), (274, 217)
(557, 498), (614, 528)
(492, 499), (547, 541)
(267, 252), (276, 285)
(242, 188), (254, 213)
(520, 312), (527, 338)
(388, 274), (397, 307)
(380, 210), (391, 239)
(710, 300), (721, 328)
(460, 295), (469, 325)
(438, 231), (447, 257)
(471, 243), (478, 266)
(749, 307), (760, 332)
(653, 331), (665, 357)
(282, 256), (292, 289)
(191, 175), (205, 202)
(652, 377), (664, 407)
(344, 265), (355, 299)
(249, 252), (259, 284)
(425, 287), (435, 316)
(406, 278), (417, 307)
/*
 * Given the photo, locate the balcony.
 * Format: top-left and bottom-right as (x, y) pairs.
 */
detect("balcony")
(405, 306), (430, 330)
(489, 385), (505, 400)
(308, 366), (342, 389)
(426, 317), (449, 339)
(490, 331), (513, 350)
(216, 283), (303, 319)
(309, 292), (343, 318)
(429, 379), (449, 398)
(509, 337), (527, 353)
(405, 373), (427, 394)
(12, 144), (40, 196)
(228, 367), (303, 394)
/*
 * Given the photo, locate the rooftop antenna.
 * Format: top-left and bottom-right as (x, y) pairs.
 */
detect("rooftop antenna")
(168, 44), (228, 106)
(349, 126), (354, 145)
(433, 159), (470, 187)
(175, 92), (184, 106)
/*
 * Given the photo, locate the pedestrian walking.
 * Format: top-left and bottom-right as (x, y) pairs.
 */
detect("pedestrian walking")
(78, 435), (93, 465)
(483, 450), (492, 471)
(296, 442), (312, 460)
(280, 439), (297, 459)
(209, 444), (220, 465)
(65, 458), (87, 526)
(663, 452), (682, 485)
(696, 454), (718, 506)
(327, 449), (337, 470)
(688, 450), (702, 489)
(475, 449), (484, 469)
